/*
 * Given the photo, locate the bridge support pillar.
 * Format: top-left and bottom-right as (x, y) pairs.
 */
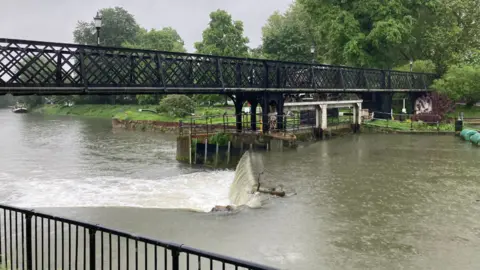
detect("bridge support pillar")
(249, 100), (258, 131)
(315, 107), (321, 128)
(320, 105), (328, 130)
(259, 93), (285, 133)
(233, 95), (245, 132)
(374, 93), (393, 119)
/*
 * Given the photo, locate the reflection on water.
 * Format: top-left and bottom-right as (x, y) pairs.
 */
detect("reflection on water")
(2, 109), (480, 269)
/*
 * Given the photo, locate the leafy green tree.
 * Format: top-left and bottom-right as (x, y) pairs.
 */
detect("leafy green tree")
(298, 0), (480, 72)
(123, 27), (186, 52)
(262, 3), (319, 62)
(249, 46), (266, 59)
(157, 95), (195, 118)
(194, 10), (250, 57)
(73, 7), (140, 104)
(194, 10), (249, 106)
(395, 60), (436, 73)
(433, 65), (480, 106)
(74, 7), (139, 47)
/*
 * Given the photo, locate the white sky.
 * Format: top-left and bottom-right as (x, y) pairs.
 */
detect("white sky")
(0, 0), (294, 52)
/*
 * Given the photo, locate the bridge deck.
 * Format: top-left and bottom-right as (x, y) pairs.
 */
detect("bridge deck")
(0, 38), (437, 95)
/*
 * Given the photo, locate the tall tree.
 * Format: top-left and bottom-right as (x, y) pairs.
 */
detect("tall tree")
(262, 3), (320, 62)
(194, 10), (249, 105)
(123, 27), (186, 52)
(73, 7), (139, 47)
(194, 10), (250, 57)
(433, 64), (480, 106)
(298, 0), (480, 72)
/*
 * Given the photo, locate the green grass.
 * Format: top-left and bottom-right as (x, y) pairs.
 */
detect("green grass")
(363, 119), (454, 132)
(449, 105), (480, 118)
(35, 104), (236, 123)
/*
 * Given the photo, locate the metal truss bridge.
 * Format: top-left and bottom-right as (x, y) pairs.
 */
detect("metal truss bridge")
(0, 38), (436, 96)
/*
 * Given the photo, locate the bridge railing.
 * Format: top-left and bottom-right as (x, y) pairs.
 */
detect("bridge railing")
(179, 112), (320, 137)
(0, 204), (276, 270)
(0, 38), (437, 95)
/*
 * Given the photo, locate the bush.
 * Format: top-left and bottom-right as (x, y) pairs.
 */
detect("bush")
(157, 95), (195, 118)
(203, 108), (224, 117)
(208, 133), (231, 146)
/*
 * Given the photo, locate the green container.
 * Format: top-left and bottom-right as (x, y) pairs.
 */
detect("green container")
(462, 129), (477, 141)
(460, 129), (473, 138)
(470, 133), (480, 146)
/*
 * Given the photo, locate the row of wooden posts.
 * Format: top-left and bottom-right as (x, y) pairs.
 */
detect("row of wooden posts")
(188, 136), (270, 166)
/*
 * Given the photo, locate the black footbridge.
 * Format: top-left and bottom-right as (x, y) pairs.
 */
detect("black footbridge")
(0, 38), (436, 96)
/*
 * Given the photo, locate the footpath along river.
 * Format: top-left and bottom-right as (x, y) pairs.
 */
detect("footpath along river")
(1, 109), (480, 269)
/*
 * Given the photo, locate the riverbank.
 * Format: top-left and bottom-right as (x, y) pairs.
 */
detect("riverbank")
(362, 119), (455, 134)
(34, 104), (233, 122)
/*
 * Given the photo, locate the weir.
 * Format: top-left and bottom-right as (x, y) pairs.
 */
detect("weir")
(229, 151), (265, 208)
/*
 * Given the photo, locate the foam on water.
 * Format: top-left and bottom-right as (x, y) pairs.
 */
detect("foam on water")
(0, 171), (234, 212)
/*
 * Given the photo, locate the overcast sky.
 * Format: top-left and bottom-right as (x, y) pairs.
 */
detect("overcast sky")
(1, 0), (293, 52)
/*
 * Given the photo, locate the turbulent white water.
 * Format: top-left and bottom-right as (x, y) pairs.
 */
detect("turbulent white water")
(0, 171), (234, 212)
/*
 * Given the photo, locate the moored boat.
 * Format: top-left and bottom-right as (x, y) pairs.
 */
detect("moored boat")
(11, 103), (28, 113)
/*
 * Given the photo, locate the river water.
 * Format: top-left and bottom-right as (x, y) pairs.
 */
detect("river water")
(1, 108), (480, 269)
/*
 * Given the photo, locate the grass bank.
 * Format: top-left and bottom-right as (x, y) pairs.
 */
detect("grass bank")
(449, 105), (480, 118)
(363, 119), (455, 132)
(35, 104), (235, 124)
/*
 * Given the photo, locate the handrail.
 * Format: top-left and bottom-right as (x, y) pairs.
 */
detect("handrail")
(0, 204), (277, 270)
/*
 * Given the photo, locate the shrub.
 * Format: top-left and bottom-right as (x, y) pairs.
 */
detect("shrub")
(208, 133), (231, 146)
(203, 108), (224, 117)
(157, 95), (195, 118)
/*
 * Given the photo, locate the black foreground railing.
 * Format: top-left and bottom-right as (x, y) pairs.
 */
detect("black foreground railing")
(0, 204), (277, 270)
(0, 38), (437, 95)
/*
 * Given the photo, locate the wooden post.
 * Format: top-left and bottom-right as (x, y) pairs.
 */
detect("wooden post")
(204, 138), (208, 164)
(215, 143), (219, 167)
(227, 141), (231, 165)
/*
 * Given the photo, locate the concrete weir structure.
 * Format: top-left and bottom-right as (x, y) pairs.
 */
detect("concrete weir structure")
(284, 99), (363, 135)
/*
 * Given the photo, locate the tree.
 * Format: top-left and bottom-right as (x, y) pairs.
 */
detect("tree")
(433, 64), (480, 106)
(249, 46), (266, 59)
(122, 27), (186, 52)
(298, 0), (480, 72)
(73, 7), (140, 105)
(73, 7), (139, 47)
(194, 10), (250, 57)
(157, 95), (195, 118)
(262, 4), (320, 62)
(194, 10), (249, 106)
(395, 60), (436, 73)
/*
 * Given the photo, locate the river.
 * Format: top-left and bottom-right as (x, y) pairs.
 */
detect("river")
(1, 108), (480, 269)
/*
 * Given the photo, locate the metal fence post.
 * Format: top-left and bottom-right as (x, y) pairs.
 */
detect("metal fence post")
(89, 228), (96, 270)
(25, 213), (33, 270)
(171, 248), (180, 270)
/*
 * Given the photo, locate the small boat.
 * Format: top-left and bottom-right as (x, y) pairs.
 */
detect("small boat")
(11, 104), (28, 114)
